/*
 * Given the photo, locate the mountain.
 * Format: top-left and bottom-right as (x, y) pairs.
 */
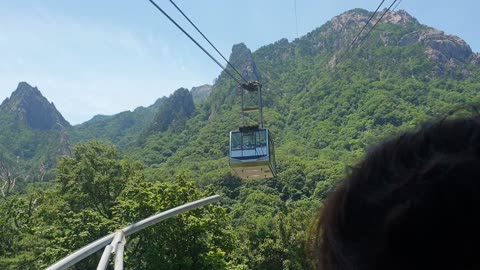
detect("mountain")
(0, 82), (70, 130)
(103, 10), (480, 267)
(136, 8), (480, 184)
(0, 82), (70, 179)
(71, 84), (211, 148)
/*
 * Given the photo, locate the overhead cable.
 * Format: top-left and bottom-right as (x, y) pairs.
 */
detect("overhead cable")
(147, 0), (244, 86)
(357, 0), (399, 47)
(347, 0), (386, 51)
(336, 0), (387, 64)
(167, 0), (249, 84)
(392, 0), (403, 12)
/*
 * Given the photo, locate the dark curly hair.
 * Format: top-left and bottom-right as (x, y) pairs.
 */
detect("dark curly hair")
(311, 115), (480, 270)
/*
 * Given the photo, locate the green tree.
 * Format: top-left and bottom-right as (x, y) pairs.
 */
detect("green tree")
(113, 177), (234, 269)
(37, 142), (233, 269)
(55, 141), (142, 219)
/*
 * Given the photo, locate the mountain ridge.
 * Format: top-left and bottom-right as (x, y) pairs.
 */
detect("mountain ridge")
(3, 9), (477, 128)
(1, 8), (479, 175)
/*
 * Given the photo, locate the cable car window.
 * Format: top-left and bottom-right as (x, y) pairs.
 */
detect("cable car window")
(242, 132), (255, 150)
(256, 130), (267, 147)
(231, 132), (241, 150)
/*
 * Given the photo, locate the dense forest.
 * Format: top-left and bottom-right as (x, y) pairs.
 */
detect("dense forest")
(1, 9), (480, 269)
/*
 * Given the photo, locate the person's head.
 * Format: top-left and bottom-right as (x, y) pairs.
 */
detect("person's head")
(311, 114), (480, 270)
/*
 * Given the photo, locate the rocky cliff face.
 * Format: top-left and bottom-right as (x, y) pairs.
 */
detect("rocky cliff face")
(149, 88), (195, 133)
(191, 84), (213, 103)
(0, 82), (70, 130)
(205, 43), (260, 120)
(398, 28), (473, 64)
(229, 43), (260, 81)
(472, 53), (480, 64)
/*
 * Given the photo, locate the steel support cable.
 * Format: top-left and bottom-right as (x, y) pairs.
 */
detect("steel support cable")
(357, 0), (399, 47)
(336, 0), (386, 64)
(348, 0), (386, 51)
(167, 0), (249, 84)
(392, 0), (403, 12)
(147, 0), (244, 86)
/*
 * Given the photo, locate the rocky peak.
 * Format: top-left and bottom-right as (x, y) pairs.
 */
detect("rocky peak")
(381, 9), (419, 25)
(12, 81), (43, 99)
(149, 88), (195, 133)
(191, 84), (212, 103)
(332, 9), (418, 30)
(320, 9), (418, 41)
(0, 82), (70, 130)
(310, 9), (418, 53)
(323, 9), (476, 75)
(229, 43), (259, 81)
(330, 9), (371, 33)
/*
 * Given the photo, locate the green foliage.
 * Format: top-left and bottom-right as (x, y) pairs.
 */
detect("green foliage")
(113, 177), (233, 269)
(0, 112), (65, 187)
(0, 143), (234, 269)
(116, 13), (480, 269)
(71, 97), (165, 149)
(56, 141), (141, 219)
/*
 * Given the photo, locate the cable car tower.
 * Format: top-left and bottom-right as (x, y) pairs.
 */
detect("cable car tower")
(229, 81), (277, 179)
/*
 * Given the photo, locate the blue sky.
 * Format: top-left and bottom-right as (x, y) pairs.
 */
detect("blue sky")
(1, 0), (478, 124)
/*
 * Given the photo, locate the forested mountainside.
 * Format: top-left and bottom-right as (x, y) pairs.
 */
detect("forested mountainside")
(69, 96), (166, 148)
(1, 9), (480, 269)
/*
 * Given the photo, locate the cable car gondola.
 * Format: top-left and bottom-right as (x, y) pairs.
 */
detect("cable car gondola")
(229, 81), (277, 179)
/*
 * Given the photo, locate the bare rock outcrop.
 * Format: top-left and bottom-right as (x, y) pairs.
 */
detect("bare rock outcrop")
(399, 28), (473, 63)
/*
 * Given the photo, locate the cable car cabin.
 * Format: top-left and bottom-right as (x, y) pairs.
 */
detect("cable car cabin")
(229, 127), (276, 179)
